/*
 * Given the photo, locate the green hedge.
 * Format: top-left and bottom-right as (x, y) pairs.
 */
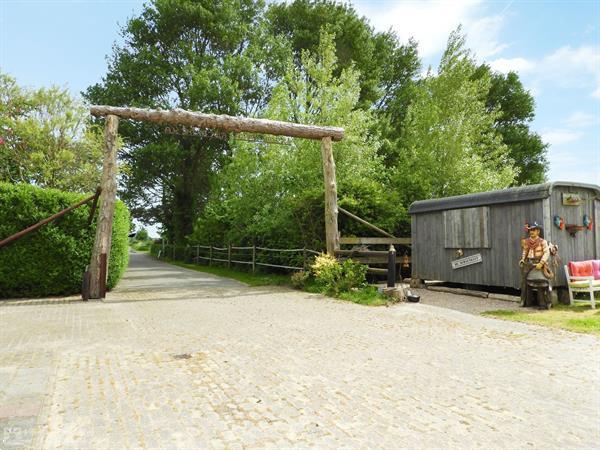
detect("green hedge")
(0, 183), (130, 298)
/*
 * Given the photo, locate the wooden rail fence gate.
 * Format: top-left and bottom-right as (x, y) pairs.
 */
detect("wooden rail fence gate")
(87, 105), (345, 299)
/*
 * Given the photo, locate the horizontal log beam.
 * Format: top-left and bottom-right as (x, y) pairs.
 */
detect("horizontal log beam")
(90, 105), (344, 141)
(367, 267), (389, 275)
(340, 237), (411, 245)
(336, 250), (389, 257)
(343, 256), (389, 264)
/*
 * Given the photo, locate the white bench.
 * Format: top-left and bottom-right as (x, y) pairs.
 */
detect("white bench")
(564, 264), (600, 309)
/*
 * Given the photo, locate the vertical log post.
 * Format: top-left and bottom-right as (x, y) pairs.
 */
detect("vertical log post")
(89, 115), (119, 299)
(252, 245), (256, 274)
(387, 245), (396, 288)
(321, 136), (339, 255)
(196, 245), (200, 264)
(228, 244), (232, 269)
(99, 253), (108, 297)
(209, 245), (213, 266)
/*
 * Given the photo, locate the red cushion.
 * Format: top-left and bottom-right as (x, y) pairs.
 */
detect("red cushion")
(569, 260), (593, 277)
(593, 260), (600, 280)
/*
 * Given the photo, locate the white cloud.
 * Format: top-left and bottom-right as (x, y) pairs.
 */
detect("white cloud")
(538, 45), (600, 100)
(547, 148), (600, 184)
(565, 111), (598, 128)
(488, 45), (600, 99)
(465, 13), (509, 58)
(548, 164), (600, 185)
(488, 57), (535, 74)
(541, 129), (583, 146)
(353, 0), (507, 59)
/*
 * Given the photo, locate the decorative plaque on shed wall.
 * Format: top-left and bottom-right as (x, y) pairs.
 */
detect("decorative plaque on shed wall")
(562, 193), (582, 206)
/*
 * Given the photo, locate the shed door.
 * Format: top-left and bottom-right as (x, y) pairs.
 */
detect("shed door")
(444, 207), (491, 248)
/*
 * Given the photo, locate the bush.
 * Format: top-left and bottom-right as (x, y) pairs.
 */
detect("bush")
(311, 253), (367, 295)
(134, 228), (149, 241)
(0, 183), (130, 298)
(290, 270), (310, 289)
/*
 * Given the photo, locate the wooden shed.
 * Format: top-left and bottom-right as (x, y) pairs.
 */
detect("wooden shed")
(409, 182), (600, 290)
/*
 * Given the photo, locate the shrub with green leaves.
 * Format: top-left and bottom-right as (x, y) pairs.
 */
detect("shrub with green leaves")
(290, 270), (310, 289)
(311, 253), (367, 295)
(0, 182), (130, 298)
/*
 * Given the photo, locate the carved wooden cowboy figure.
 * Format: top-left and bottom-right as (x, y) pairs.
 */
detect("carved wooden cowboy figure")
(519, 222), (552, 309)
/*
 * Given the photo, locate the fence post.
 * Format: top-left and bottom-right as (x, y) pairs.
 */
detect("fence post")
(172, 244), (175, 260)
(252, 245), (256, 274)
(387, 245), (396, 288)
(196, 245), (200, 264)
(209, 245), (213, 266)
(303, 247), (307, 270)
(228, 244), (231, 269)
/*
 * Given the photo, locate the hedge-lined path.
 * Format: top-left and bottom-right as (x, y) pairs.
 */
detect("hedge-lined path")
(105, 250), (248, 303)
(1, 252), (599, 449)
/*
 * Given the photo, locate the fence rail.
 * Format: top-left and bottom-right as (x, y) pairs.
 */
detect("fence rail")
(153, 243), (322, 273)
(152, 242), (405, 286)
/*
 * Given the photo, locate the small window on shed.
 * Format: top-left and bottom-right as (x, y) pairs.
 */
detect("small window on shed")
(443, 207), (490, 248)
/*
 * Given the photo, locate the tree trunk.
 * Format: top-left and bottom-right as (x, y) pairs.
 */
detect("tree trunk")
(321, 136), (339, 255)
(89, 115), (119, 299)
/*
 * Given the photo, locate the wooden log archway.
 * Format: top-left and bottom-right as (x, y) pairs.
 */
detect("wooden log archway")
(88, 105), (345, 299)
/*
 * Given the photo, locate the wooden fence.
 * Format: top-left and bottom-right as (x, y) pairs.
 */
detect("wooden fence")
(152, 237), (411, 282)
(154, 243), (321, 272)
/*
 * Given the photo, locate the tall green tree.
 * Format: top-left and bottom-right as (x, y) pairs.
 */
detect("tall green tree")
(266, 0), (420, 109)
(267, 0), (421, 173)
(84, 0), (283, 243)
(192, 32), (400, 248)
(477, 67), (548, 185)
(394, 30), (517, 209)
(0, 73), (102, 192)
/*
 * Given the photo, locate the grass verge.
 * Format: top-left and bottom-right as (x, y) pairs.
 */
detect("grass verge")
(158, 258), (389, 305)
(167, 260), (291, 287)
(304, 282), (389, 306)
(338, 286), (390, 306)
(482, 304), (600, 335)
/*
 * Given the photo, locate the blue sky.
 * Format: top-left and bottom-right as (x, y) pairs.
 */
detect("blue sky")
(1, 0), (599, 187)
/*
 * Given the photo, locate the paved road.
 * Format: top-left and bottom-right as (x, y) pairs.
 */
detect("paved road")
(1, 252), (599, 449)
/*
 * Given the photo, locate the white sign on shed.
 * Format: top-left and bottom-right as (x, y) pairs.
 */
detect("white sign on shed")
(451, 253), (482, 270)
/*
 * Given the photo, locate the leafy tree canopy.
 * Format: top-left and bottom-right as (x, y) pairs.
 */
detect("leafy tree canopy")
(192, 32), (401, 248)
(266, 0), (420, 109)
(478, 67), (548, 185)
(84, 0), (284, 243)
(394, 29), (517, 208)
(0, 72), (102, 192)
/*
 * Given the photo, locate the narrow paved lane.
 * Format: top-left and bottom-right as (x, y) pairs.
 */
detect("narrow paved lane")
(106, 251), (248, 302)
(1, 252), (598, 449)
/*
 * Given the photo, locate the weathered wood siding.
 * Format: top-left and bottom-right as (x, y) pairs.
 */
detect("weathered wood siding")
(547, 186), (598, 285)
(443, 207), (490, 248)
(412, 200), (544, 289)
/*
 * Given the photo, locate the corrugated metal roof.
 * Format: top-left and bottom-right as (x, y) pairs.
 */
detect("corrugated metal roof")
(408, 181), (600, 214)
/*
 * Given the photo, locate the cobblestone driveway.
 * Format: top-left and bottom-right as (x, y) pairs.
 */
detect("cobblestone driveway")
(1, 252), (599, 449)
